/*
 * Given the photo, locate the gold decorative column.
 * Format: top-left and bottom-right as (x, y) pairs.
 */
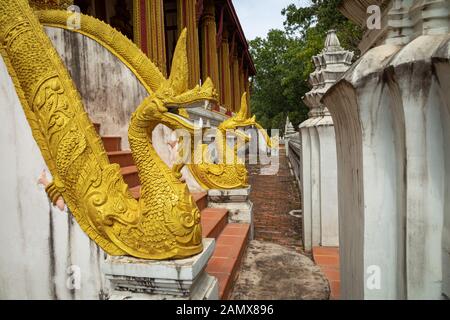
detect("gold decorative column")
(219, 29), (232, 111)
(147, 0), (167, 76)
(200, 0), (220, 93)
(133, 0), (167, 76)
(231, 49), (240, 113)
(245, 68), (251, 116)
(177, 0), (201, 88)
(28, 0), (73, 10)
(239, 64), (246, 101)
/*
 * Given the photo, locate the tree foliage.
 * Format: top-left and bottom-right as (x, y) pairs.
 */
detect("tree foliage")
(249, 0), (362, 134)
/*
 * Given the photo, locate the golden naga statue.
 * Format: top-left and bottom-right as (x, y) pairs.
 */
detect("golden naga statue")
(29, 0), (73, 10)
(188, 93), (273, 190)
(33, 8), (273, 191)
(0, 0), (218, 259)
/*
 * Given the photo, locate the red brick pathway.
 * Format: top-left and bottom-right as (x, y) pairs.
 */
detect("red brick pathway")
(313, 247), (340, 299)
(248, 145), (303, 252)
(247, 144), (341, 300)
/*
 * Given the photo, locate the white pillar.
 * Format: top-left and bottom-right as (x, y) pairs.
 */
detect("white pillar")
(324, 0), (450, 299)
(300, 124), (313, 251)
(309, 125), (322, 247)
(316, 113), (339, 246)
(300, 30), (353, 250)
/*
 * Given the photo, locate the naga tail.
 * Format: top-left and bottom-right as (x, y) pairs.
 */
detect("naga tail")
(0, 0), (129, 255)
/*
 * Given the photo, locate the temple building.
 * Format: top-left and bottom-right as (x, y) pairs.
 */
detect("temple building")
(56, 0), (256, 115)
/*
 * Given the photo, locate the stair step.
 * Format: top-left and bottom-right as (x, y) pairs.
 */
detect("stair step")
(201, 208), (228, 239)
(206, 223), (250, 300)
(192, 192), (208, 211)
(108, 150), (134, 167)
(102, 136), (122, 152)
(93, 123), (101, 134)
(120, 166), (140, 188)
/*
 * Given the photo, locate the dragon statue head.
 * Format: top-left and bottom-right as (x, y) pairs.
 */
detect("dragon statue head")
(218, 93), (273, 148)
(141, 28), (218, 133)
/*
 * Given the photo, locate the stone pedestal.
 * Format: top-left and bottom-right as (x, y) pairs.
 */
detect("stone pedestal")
(102, 239), (219, 300)
(207, 188), (254, 239)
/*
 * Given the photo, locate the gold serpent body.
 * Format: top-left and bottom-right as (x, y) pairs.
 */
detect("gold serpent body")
(188, 93), (272, 190)
(35, 10), (263, 191)
(0, 0), (220, 259)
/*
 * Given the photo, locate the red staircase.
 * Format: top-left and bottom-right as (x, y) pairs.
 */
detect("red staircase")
(195, 193), (250, 299)
(95, 124), (250, 300)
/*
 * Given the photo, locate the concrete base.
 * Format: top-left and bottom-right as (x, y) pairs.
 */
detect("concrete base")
(102, 239), (219, 300)
(207, 188), (254, 239)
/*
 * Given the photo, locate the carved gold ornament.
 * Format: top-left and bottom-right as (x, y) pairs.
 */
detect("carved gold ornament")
(188, 93), (273, 190)
(0, 0), (218, 260)
(35, 9), (269, 191)
(29, 0), (73, 10)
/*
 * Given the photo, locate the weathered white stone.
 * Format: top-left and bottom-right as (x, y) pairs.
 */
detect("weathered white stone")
(0, 55), (107, 300)
(300, 128), (312, 251)
(102, 239), (218, 300)
(298, 31), (352, 250)
(45, 27), (148, 150)
(325, 0), (450, 299)
(287, 135), (302, 191)
(309, 126), (321, 247)
(0, 27), (224, 300)
(316, 124), (339, 247)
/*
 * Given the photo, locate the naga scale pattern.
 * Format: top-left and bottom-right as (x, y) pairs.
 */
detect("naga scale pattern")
(0, 0), (216, 260)
(0, 0), (270, 260)
(36, 10), (270, 191)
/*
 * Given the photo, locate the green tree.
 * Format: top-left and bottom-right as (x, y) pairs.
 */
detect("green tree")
(282, 0), (363, 76)
(249, 30), (309, 134)
(249, 0), (362, 133)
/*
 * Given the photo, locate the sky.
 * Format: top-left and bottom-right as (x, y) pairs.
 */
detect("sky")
(233, 0), (309, 41)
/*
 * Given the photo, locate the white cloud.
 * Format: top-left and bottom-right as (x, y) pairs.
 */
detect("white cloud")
(233, 0), (309, 40)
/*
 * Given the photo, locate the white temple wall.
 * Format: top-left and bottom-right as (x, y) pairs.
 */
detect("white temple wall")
(325, 55), (408, 300)
(316, 124), (339, 247)
(45, 27), (148, 150)
(0, 57), (107, 300)
(435, 59), (450, 299)
(296, 31), (352, 254)
(390, 37), (447, 298)
(300, 127), (312, 251)
(309, 125), (322, 247)
(325, 82), (365, 300)
(324, 34), (450, 299)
